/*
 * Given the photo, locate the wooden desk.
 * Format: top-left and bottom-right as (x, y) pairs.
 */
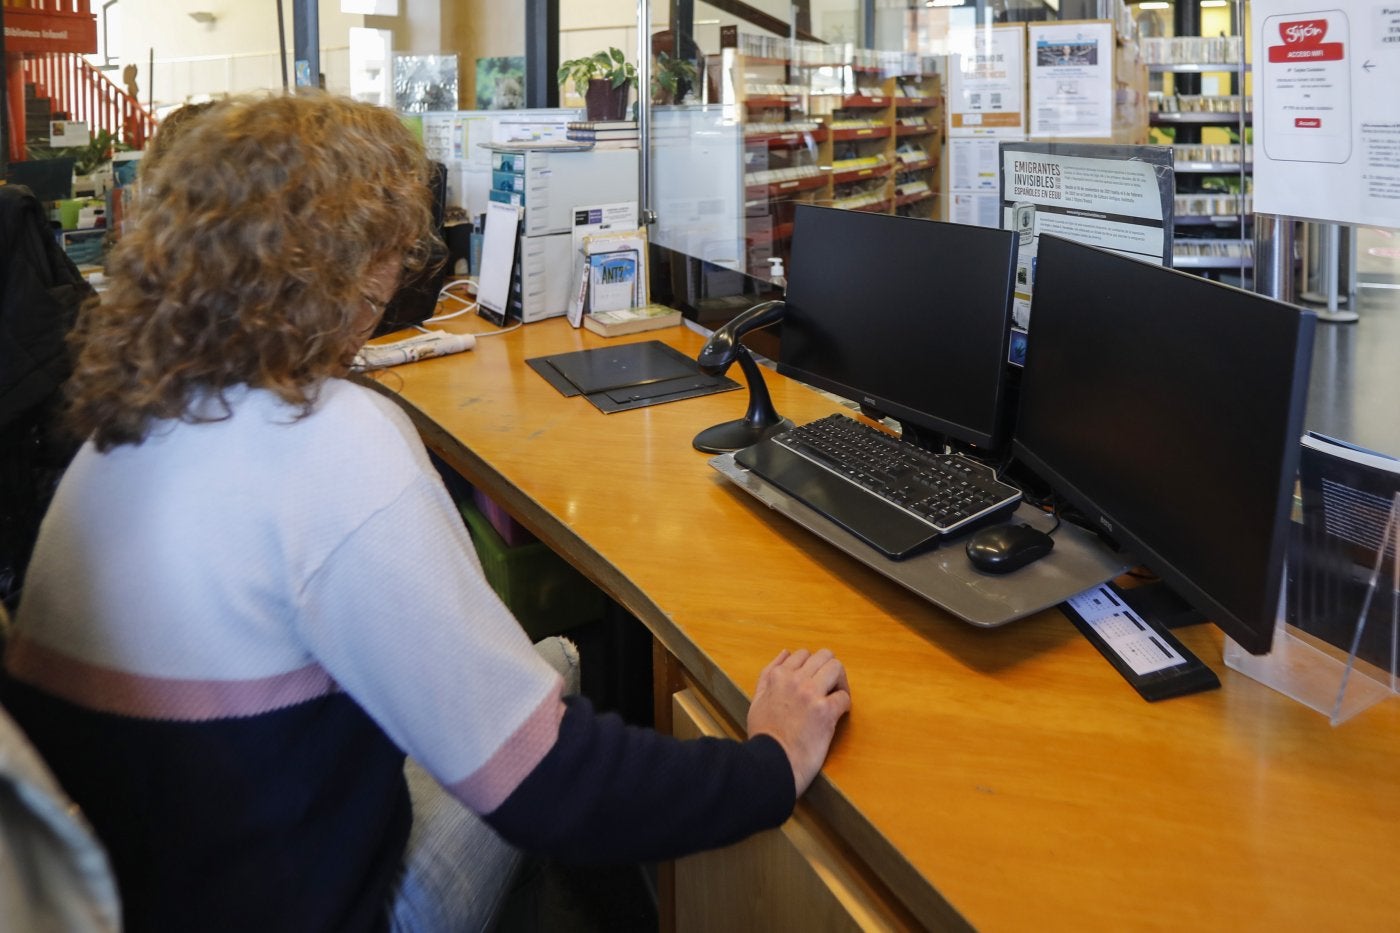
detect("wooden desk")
(367, 317), (1400, 930)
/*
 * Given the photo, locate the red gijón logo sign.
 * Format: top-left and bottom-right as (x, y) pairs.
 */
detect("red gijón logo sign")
(1268, 18), (1344, 61)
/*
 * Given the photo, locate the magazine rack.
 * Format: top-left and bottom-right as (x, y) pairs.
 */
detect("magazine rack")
(1225, 479), (1399, 726)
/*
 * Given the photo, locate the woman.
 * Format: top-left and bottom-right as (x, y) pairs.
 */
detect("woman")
(2, 93), (850, 932)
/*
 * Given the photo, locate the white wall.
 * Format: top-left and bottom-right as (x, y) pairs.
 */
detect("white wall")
(104, 0), (369, 110)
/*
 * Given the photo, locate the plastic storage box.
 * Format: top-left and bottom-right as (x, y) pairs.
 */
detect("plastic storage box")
(458, 497), (605, 639)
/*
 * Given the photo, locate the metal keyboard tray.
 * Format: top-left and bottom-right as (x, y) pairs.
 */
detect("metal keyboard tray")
(710, 451), (1129, 628)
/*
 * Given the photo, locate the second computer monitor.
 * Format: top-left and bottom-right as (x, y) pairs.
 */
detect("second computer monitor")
(1014, 234), (1315, 655)
(780, 205), (1019, 450)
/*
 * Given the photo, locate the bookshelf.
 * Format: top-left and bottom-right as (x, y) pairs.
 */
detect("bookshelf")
(1144, 35), (1253, 277)
(714, 31), (943, 278)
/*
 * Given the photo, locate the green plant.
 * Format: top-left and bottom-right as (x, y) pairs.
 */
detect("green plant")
(28, 129), (131, 176)
(651, 50), (697, 104)
(73, 130), (131, 175)
(557, 47), (636, 93)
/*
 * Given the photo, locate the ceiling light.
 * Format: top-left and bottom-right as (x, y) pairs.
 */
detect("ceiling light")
(1138, 2), (1170, 9)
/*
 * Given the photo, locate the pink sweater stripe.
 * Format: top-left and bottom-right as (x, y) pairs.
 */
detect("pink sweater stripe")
(448, 677), (566, 813)
(6, 637), (336, 721)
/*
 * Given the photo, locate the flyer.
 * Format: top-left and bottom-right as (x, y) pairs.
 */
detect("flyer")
(948, 25), (1026, 138)
(999, 142), (1173, 335)
(1027, 22), (1115, 139)
(1253, 0), (1400, 227)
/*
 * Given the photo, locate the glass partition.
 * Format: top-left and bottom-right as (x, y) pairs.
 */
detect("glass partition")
(649, 32), (945, 298)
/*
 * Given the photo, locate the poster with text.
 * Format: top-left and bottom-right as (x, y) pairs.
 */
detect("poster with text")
(1000, 143), (1173, 336)
(949, 25), (1026, 138)
(1028, 22), (1114, 138)
(949, 138), (1008, 229)
(1254, 0), (1400, 227)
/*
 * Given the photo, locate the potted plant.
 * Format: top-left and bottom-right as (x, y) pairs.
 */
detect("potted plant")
(651, 50), (698, 105)
(558, 47), (636, 121)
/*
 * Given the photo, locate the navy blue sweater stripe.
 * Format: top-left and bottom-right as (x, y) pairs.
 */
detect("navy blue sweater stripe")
(1, 676), (408, 933)
(486, 694), (796, 863)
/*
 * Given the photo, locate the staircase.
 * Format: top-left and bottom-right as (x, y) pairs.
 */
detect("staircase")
(21, 52), (156, 156)
(24, 82), (68, 151)
(5, 1), (155, 162)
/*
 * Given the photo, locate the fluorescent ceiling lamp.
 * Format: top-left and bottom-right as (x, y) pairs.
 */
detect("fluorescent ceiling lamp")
(1139, 2), (1170, 8)
(1200, 0), (1228, 6)
(341, 0), (399, 13)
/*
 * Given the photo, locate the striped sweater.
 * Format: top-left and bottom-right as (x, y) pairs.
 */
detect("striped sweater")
(3, 379), (793, 932)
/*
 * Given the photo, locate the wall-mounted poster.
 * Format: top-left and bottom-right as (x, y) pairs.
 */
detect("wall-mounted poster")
(948, 25), (1026, 138)
(999, 141), (1173, 342)
(1027, 22), (1114, 139)
(394, 54), (459, 113)
(476, 57), (527, 111)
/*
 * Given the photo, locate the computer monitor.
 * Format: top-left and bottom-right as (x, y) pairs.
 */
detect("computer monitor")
(5, 157), (75, 202)
(1014, 235), (1316, 655)
(779, 205), (1019, 450)
(375, 160), (449, 336)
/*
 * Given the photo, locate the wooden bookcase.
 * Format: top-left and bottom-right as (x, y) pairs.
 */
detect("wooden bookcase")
(713, 33), (943, 279)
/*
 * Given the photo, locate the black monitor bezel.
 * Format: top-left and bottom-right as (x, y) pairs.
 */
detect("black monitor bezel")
(777, 205), (1019, 450)
(1012, 235), (1315, 655)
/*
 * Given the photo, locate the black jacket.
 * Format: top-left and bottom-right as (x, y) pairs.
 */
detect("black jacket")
(1, 183), (91, 432)
(0, 183), (93, 603)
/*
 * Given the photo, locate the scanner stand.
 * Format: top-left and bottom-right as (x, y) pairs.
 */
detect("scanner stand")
(692, 344), (792, 453)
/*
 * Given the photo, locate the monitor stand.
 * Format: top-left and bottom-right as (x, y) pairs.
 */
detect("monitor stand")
(1117, 581), (1206, 630)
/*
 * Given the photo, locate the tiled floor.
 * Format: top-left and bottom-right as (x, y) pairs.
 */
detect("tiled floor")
(1303, 226), (1400, 457)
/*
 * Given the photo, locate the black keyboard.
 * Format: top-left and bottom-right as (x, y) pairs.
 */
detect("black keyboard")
(734, 413), (1021, 559)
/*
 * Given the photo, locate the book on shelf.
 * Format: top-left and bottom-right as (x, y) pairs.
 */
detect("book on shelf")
(573, 138), (639, 150)
(566, 127), (639, 139)
(567, 120), (637, 131)
(565, 203), (639, 327)
(582, 304), (682, 337)
(570, 227), (649, 317)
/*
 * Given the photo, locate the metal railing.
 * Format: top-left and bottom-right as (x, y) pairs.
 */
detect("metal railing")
(23, 52), (157, 150)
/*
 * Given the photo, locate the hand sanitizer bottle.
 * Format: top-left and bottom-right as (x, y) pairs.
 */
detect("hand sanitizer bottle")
(767, 257), (786, 293)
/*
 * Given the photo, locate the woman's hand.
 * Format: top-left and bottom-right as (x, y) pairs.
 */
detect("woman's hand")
(746, 648), (852, 797)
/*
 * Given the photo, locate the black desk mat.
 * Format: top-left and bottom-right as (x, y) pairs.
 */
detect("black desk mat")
(528, 341), (739, 413)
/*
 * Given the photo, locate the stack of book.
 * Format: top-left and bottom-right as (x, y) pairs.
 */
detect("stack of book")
(565, 120), (638, 150)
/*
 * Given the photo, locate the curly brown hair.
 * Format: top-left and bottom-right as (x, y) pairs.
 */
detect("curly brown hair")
(68, 92), (434, 450)
(138, 99), (219, 178)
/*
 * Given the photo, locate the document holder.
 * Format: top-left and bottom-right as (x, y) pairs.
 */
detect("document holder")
(1224, 435), (1400, 725)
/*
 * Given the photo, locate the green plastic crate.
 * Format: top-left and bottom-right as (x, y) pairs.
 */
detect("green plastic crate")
(458, 498), (605, 639)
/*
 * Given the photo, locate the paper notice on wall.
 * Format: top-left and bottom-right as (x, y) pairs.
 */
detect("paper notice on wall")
(999, 142), (1173, 334)
(948, 25), (1026, 138)
(1001, 146), (1170, 263)
(1027, 22), (1115, 139)
(1253, 0), (1400, 227)
(949, 138), (1008, 230)
(952, 193), (1002, 228)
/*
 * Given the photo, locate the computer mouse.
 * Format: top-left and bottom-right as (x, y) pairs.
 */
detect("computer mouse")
(965, 523), (1055, 574)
